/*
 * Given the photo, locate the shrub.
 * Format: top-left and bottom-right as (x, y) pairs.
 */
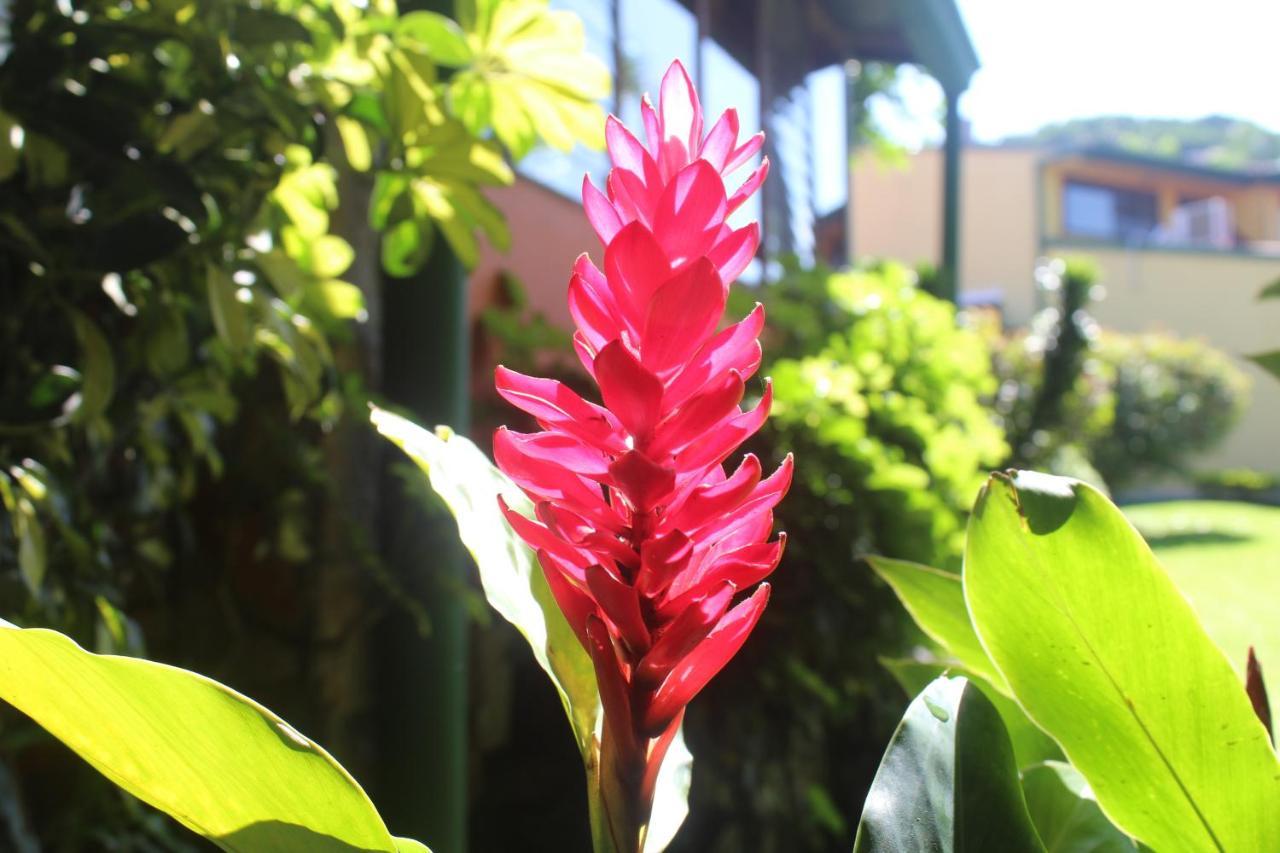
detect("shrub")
(1086, 332), (1251, 488)
(676, 260), (1007, 852)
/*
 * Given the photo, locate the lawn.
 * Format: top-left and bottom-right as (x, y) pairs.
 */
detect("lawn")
(1124, 500), (1280, 709)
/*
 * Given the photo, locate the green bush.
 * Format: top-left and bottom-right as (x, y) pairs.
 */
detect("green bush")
(1086, 332), (1251, 488)
(1193, 468), (1279, 503)
(676, 260), (1006, 852)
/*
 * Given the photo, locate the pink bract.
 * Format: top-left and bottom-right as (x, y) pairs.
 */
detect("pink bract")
(493, 59), (788, 852)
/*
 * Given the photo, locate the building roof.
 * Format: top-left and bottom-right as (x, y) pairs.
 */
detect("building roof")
(1045, 145), (1280, 187)
(684, 0), (979, 94)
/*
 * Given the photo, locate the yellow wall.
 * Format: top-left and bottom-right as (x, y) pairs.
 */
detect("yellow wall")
(851, 146), (1042, 324)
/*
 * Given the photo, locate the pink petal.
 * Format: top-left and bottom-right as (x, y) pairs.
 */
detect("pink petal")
(604, 222), (671, 321)
(594, 339), (664, 440)
(586, 615), (638, 753)
(727, 157), (769, 214)
(640, 257), (725, 375)
(651, 161), (727, 264)
(673, 379), (772, 471)
(699, 109), (740, 171)
(499, 497), (591, 574)
(586, 564), (650, 654)
(724, 131), (764, 174)
(497, 429), (611, 478)
(658, 60), (703, 178)
(659, 536), (784, 619)
(608, 449), (675, 513)
(635, 581), (735, 687)
(635, 530), (693, 598)
(707, 222), (760, 285)
(643, 583), (771, 733)
(495, 366), (623, 451)
(583, 176), (623, 245)
(664, 454), (762, 533)
(606, 114), (655, 178)
(650, 371), (745, 458)
(665, 304), (765, 407)
(640, 95), (662, 159)
(538, 548), (596, 649)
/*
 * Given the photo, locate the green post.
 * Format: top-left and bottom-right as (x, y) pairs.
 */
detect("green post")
(940, 85), (962, 303)
(377, 236), (470, 852)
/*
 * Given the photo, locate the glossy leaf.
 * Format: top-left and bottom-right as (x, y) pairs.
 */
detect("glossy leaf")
(965, 471), (1280, 852)
(880, 658), (1062, 769)
(867, 556), (1008, 693)
(1022, 762), (1137, 853)
(0, 621), (425, 852)
(68, 310), (115, 422)
(398, 11), (472, 65)
(853, 675), (1045, 853)
(452, 0), (610, 158)
(370, 409), (691, 853)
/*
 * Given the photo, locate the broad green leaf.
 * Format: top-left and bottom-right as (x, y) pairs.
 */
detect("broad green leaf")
(880, 658), (1062, 769)
(455, 0), (609, 159)
(398, 11), (472, 65)
(0, 622), (424, 852)
(370, 409), (691, 852)
(853, 675), (1045, 853)
(1022, 762), (1137, 853)
(310, 280), (365, 320)
(867, 556), (1008, 693)
(1247, 349), (1280, 381)
(965, 471), (1280, 852)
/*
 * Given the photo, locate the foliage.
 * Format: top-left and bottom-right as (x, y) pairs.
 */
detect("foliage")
(0, 619), (428, 853)
(990, 264), (1250, 489)
(995, 258), (1108, 469)
(744, 259), (1007, 569)
(0, 0), (606, 845)
(1001, 114), (1280, 171)
(1086, 332), (1250, 487)
(671, 260), (1006, 852)
(1192, 468), (1279, 503)
(871, 471), (1280, 851)
(852, 675), (1044, 853)
(1247, 276), (1280, 381)
(370, 411), (692, 853)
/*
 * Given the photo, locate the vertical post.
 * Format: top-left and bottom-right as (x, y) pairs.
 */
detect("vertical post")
(940, 85), (963, 303)
(378, 239), (470, 852)
(375, 4), (469, 851)
(694, 0), (710, 93)
(843, 59), (861, 268)
(755, 0), (773, 271)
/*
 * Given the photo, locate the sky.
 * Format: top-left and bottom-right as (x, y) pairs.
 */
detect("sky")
(877, 0), (1280, 147)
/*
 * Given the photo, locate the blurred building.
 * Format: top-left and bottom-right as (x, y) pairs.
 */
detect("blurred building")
(851, 144), (1280, 471)
(470, 0), (978, 328)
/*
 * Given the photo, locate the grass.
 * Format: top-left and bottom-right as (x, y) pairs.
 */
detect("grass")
(1124, 500), (1280, 709)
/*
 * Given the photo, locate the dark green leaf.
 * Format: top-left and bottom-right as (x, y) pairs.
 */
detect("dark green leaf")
(853, 675), (1045, 852)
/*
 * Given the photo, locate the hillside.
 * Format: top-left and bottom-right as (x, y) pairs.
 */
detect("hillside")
(1002, 115), (1280, 171)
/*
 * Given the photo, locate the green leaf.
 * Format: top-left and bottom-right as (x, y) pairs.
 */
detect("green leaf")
(0, 623), (423, 852)
(867, 556), (1008, 693)
(1022, 762), (1137, 853)
(853, 675), (1046, 852)
(335, 116), (373, 172)
(965, 471), (1280, 852)
(455, 0), (609, 158)
(1247, 350), (1280, 381)
(880, 659), (1062, 769)
(398, 11), (473, 65)
(68, 309), (116, 422)
(1258, 277), (1280, 300)
(309, 281), (365, 320)
(207, 265), (251, 354)
(370, 410), (691, 853)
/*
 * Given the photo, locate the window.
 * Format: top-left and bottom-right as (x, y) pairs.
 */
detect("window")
(1062, 180), (1158, 242)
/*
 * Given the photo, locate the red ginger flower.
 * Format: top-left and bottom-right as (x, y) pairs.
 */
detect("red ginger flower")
(493, 59), (789, 851)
